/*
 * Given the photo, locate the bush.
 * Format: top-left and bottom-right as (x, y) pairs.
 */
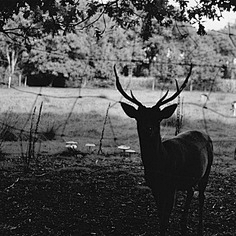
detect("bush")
(0, 112), (20, 141)
(161, 115), (178, 128)
(40, 125), (58, 141)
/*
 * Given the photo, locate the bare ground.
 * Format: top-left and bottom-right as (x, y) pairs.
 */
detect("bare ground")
(0, 153), (235, 236)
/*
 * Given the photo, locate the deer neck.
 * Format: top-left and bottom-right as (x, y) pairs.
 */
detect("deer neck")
(137, 127), (167, 171)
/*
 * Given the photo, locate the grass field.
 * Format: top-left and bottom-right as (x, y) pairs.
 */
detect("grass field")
(0, 86), (236, 236)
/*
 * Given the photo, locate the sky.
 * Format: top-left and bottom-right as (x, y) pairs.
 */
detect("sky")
(170, 0), (236, 31)
(99, 0), (236, 31)
(203, 11), (236, 30)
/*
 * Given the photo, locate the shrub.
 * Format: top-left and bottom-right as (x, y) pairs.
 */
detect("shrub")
(161, 115), (178, 128)
(40, 124), (58, 140)
(0, 111), (19, 141)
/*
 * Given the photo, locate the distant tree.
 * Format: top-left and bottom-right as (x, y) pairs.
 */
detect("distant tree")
(0, 15), (29, 87)
(24, 32), (91, 87)
(1, 1), (235, 89)
(87, 17), (145, 86)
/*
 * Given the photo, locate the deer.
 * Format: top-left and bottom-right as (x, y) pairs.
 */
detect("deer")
(114, 64), (213, 236)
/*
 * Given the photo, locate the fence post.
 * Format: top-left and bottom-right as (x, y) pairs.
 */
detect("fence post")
(98, 103), (111, 155)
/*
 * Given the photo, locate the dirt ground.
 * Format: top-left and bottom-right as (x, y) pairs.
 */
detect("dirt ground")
(0, 152), (235, 236)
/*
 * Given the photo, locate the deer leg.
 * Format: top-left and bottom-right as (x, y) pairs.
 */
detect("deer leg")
(197, 167), (211, 236)
(154, 190), (176, 236)
(180, 188), (194, 235)
(198, 179), (208, 236)
(197, 190), (205, 236)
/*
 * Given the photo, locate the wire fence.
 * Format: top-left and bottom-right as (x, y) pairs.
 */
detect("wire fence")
(1, 83), (236, 144)
(1, 76), (236, 140)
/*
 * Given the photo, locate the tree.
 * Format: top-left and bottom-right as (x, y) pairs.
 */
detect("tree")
(1, 1), (235, 89)
(6, 45), (18, 88)
(0, 0), (235, 40)
(23, 32), (92, 87)
(0, 11), (35, 87)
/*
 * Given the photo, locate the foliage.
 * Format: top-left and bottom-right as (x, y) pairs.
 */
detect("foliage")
(0, 1), (236, 89)
(26, 32), (92, 87)
(0, 0), (235, 39)
(0, 21), (236, 89)
(0, 111), (20, 142)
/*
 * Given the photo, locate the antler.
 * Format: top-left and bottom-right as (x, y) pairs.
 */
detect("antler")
(155, 63), (193, 107)
(114, 65), (143, 107)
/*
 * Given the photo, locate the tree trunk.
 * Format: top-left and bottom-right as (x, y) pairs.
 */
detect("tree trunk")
(6, 46), (18, 88)
(19, 73), (22, 86)
(8, 75), (11, 88)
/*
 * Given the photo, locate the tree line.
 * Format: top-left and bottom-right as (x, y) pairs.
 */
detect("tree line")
(0, 1), (235, 90)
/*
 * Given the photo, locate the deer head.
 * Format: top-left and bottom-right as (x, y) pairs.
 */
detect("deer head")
(115, 64), (193, 139)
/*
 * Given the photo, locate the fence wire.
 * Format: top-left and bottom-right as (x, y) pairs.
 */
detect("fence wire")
(1, 84), (236, 145)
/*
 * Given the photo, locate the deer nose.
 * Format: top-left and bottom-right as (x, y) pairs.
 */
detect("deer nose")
(148, 127), (156, 136)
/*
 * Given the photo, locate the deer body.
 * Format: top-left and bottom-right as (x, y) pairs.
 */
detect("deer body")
(143, 130), (212, 190)
(115, 65), (213, 236)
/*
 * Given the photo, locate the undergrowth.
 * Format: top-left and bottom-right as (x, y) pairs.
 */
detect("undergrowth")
(0, 109), (235, 159)
(0, 111), (19, 141)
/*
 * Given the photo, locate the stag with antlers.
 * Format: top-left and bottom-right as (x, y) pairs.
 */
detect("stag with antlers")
(115, 64), (213, 236)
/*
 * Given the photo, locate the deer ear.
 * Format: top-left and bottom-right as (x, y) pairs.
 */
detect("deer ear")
(161, 104), (177, 119)
(120, 102), (137, 118)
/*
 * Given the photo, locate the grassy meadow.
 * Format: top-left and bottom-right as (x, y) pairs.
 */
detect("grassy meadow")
(0, 86), (236, 236)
